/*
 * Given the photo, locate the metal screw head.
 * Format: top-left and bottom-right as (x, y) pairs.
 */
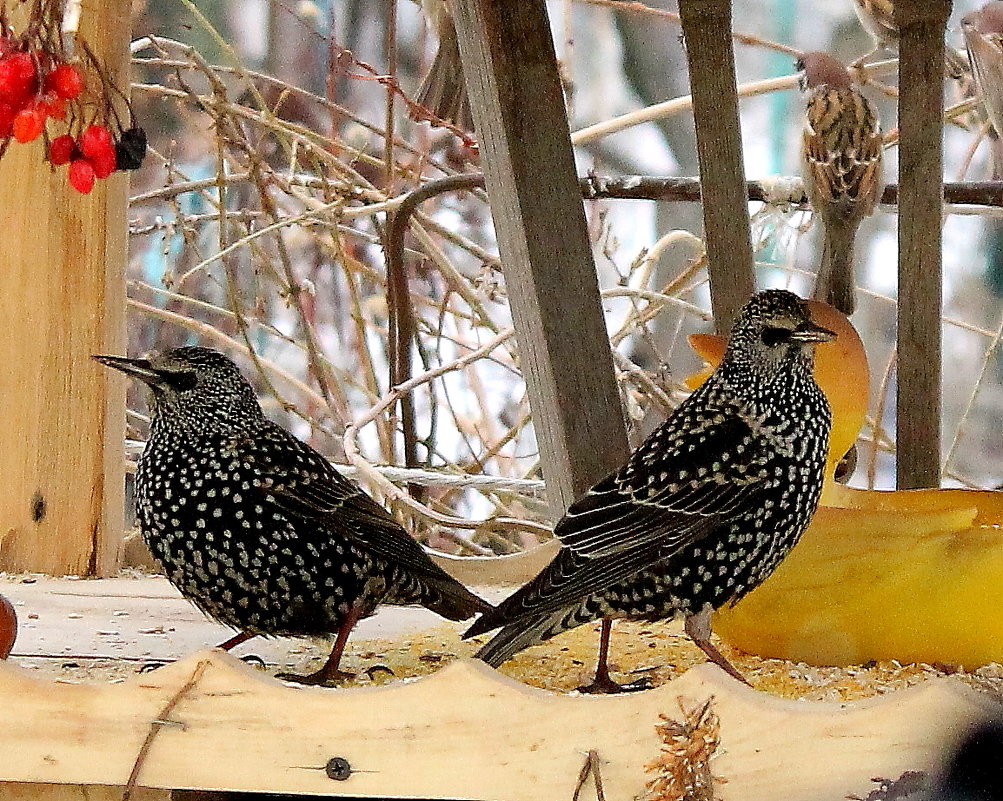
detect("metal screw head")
(325, 757), (352, 781)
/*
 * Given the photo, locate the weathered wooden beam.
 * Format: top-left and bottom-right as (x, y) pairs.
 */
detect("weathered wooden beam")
(0, 0), (130, 575)
(894, 0), (950, 490)
(677, 0), (756, 332)
(448, 0), (630, 512)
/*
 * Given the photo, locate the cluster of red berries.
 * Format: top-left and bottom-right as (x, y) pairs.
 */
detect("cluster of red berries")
(0, 38), (147, 194)
(0, 46), (83, 142)
(48, 124), (116, 193)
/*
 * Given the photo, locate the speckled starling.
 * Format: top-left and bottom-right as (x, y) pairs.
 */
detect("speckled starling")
(465, 290), (835, 690)
(95, 347), (492, 684)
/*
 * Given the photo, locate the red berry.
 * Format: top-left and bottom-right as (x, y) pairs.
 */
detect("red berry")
(39, 92), (65, 120)
(68, 158), (95, 194)
(80, 123), (116, 178)
(8, 52), (36, 82)
(0, 52), (37, 103)
(0, 101), (14, 137)
(12, 106), (44, 142)
(92, 148), (116, 179)
(79, 123), (114, 160)
(48, 134), (76, 165)
(45, 63), (84, 100)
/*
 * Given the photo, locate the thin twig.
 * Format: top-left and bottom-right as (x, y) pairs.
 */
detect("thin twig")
(122, 659), (210, 800)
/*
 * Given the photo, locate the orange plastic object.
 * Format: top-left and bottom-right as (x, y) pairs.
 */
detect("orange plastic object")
(687, 299), (1003, 667)
(687, 300), (869, 478)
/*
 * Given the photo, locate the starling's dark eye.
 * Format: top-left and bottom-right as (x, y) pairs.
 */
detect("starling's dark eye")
(761, 326), (792, 347)
(163, 370), (198, 391)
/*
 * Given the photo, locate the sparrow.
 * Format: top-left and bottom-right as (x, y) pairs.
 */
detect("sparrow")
(410, 0), (473, 131)
(962, 3), (1003, 178)
(851, 0), (969, 77)
(798, 51), (883, 315)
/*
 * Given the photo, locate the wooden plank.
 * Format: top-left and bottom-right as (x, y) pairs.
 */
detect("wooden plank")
(894, 0), (950, 489)
(677, 0), (756, 332)
(0, 0), (129, 575)
(448, 0), (630, 512)
(0, 784), (167, 801)
(0, 651), (998, 799)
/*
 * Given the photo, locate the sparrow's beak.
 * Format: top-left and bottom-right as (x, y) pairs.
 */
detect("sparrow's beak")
(92, 354), (164, 386)
(788, 321), (837, 344)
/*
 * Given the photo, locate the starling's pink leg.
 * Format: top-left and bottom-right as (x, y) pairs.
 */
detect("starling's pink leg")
(685, 608), (751, 686)
(276, 605), (363, 686)
(216, 631), (255, 650)
(577, 619), (654, 694)
(577, 619), (623, 693)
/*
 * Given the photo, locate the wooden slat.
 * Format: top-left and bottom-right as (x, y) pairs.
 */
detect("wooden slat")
(0, 0), (129, 575)
(894, 0), (950, 489)
(677, 0), (756, 332)
(0, 784), (167, 801)
(0, 651), (998, 799)
(448, 0), (631, 512)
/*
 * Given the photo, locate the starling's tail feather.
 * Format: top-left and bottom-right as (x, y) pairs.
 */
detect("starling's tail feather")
(474, 611), (570, 668)
(813, 219), (858, 315)
(464, 606), (501, 639)
(406, 564), (494, 621)
(425, 582), (493, 621)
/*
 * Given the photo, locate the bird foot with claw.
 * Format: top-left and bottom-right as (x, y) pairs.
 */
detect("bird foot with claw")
(239, 654), (267, 669)
(275, 668), (356, 686)
(364, 664), (395, 680)
(576, 674), (651, 694)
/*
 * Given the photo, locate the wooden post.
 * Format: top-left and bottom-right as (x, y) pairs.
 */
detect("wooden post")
(449, 0), (631, 512)
(678, 0), (756, 332)
(0, 2), (129, 575)
(894, 0), (949, 489)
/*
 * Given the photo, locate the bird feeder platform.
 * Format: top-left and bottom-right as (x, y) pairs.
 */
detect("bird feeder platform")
(2, 572), (1001, 801)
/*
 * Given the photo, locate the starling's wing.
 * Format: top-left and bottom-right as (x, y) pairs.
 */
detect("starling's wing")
(803, 86), (882, 216)
(467, 415), (773, 633)
(232, 426), (490, 613)
(560, 414), (771, 557)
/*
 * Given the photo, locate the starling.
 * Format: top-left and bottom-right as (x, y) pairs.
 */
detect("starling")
(465, 290), (835, 690)
(95, 347), (492, 684)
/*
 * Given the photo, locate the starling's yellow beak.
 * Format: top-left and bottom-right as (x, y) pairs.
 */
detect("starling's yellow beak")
(788, 321), (837, 344)
(92, 354), (165, 386)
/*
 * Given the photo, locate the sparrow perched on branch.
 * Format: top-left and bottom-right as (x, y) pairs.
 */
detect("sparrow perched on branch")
(963, 3), (1003, 178)
(798, 51), (883, 315)
(411, 0), (473, 131)
(850, 0), (969, 77)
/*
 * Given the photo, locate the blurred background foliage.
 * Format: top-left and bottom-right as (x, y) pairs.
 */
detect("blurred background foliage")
(123, 0), (1003, 556)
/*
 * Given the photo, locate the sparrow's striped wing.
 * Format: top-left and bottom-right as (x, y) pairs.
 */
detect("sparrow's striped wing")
(803, 86), (882, 213)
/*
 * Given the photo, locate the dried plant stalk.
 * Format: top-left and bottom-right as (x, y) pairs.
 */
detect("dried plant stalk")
(644, 698), (721, 801)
